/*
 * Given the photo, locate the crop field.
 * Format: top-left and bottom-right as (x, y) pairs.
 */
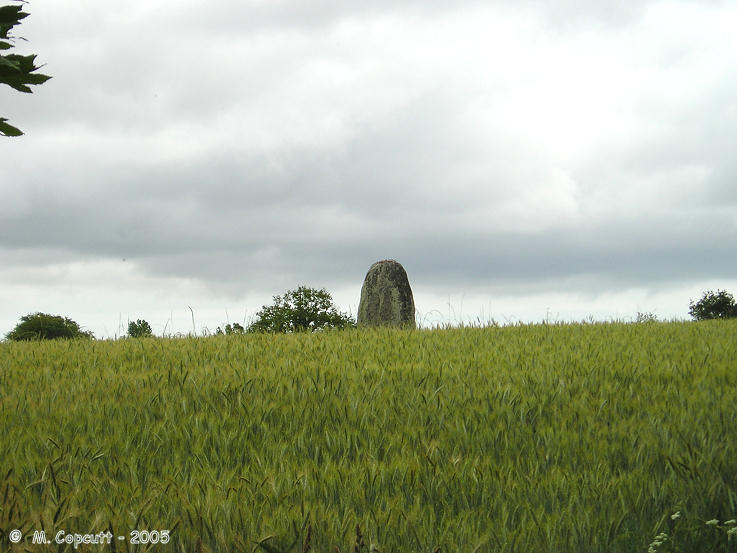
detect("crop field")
(1, 320), (736, 552)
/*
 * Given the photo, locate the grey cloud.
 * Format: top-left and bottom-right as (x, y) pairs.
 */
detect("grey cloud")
(167, 0), (664, 35)
(6, 77), (736, 299)
(3, 0), (736, 332)
(5, 156), (734, 298)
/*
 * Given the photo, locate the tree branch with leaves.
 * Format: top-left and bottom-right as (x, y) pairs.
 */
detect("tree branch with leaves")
(1, 0), (50, 137)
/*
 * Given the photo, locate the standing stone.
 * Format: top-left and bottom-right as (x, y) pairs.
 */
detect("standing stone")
(357, 259), (416, 328)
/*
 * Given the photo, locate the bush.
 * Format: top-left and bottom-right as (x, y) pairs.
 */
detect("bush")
(5, 312), (94, 341)
(127, 319), (152, 338)
(248, 286), (355, 333)
(635, 311), (658, 323)
(688, 289), (737, 321)
(216, 323), (245, 335)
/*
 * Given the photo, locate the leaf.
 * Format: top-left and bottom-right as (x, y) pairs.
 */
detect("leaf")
(253, 536), (284, 553)
(0, 53), (51, 92)
(0, 117), (23, 137)
(0, 55), (20, 71)
(2, 79), (32, 92)
(0, 5), (27, 25)
(0, 5), (28, 40)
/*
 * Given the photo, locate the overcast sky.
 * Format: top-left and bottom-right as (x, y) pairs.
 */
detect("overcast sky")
(2, 0), (737, 338)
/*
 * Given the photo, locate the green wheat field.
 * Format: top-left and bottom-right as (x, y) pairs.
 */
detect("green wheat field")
(1, 320), (736, 552)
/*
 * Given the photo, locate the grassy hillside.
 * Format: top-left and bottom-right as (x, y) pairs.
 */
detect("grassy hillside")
(1, 321), (736, 552)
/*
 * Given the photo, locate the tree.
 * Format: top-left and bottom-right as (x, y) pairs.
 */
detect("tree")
(5, 312), (94, 341)
(128, 319), (153, 338)
(688, 289), (737, 321)
(248, 286), (355, 333)
(1, 1), (51, 137)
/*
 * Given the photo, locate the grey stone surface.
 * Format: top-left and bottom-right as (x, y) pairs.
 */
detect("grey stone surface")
(357, 259), (416, 328)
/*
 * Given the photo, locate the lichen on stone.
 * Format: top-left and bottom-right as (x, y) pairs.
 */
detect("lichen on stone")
(357, 259), (416, 328)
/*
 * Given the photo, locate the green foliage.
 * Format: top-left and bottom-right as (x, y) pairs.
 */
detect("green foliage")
(688, 289), (737, 321)
(248, 285), (355, 333)
(635, 311), (658, 323)
(5, 312), (93, 341)
(127, 319), (153, 338)
(0, 1), (51, 137)
(215, 322), (245, 335)
(1, 321), (736, 551)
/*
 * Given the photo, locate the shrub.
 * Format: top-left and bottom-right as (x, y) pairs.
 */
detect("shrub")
(5, 312), (94, 341)
(248, 286), (355, 333)
(635, 311), (658, 323)
(216, 323), (245, 335)
(688, 289), (737, 321)
(127, 319), (153, 338)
